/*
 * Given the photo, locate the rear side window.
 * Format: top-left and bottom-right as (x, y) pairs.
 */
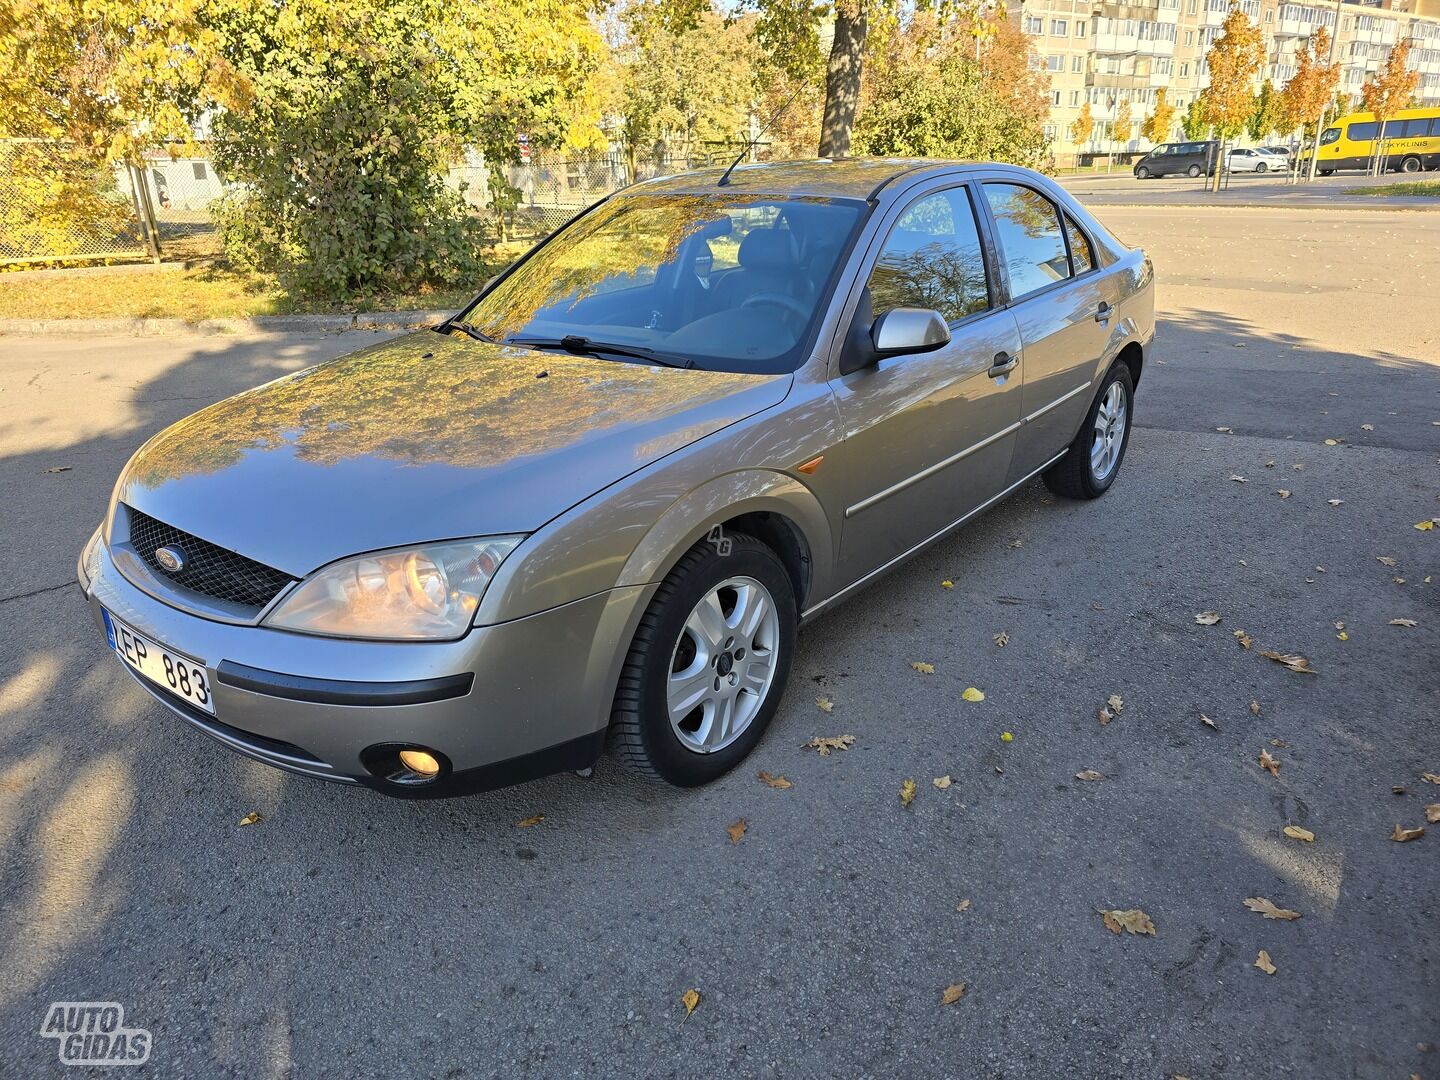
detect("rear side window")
(1348, 121), (1378, 141)
(1399, 118), (1434, 138)
(1065, 214), (1095, 275)
(983, 184), (1072, 301)
(867, 187), (990, 324)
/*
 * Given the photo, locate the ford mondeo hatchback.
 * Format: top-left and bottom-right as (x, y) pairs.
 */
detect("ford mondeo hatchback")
(79, 159), (1154, 796)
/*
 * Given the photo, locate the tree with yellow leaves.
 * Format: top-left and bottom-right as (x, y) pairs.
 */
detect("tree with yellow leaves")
(1361, 40), (1420, 175)
(1070, 101), (1095, 149)
(1198, 8), (1266, 190)
(1142, 89), (1177, 145)
(1112, 99), (1133, 152)
(1278, 27), (1341, 181)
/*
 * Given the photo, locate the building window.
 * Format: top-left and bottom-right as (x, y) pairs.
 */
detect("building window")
(1266, 9), (1273, 20)
(1184, 29), (1194, 44)
(1051, 18), (1068, 34)
(191, 162), (207, 181)
(1180, 62), (1190, 77)
(1070, 89), (1082, 105)
(1046, 54), (1065, 71)
(1072, 54), (1083, 71)
(1188, 0), (1197, 12)
(1052, 89), (1063, 105)
(1076, 21), (1087, 36)
(1024, 15), (1044, 34)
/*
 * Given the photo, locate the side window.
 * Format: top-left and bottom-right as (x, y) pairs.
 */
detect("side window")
(866, 188), (990, 324)
(1064, 214), (1095, 275)
(1348, 121), (1378, 142)
(983, 183), (1072, 301)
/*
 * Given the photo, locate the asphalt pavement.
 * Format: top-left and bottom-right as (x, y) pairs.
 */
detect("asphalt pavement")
(0, 207), (1437, 1078)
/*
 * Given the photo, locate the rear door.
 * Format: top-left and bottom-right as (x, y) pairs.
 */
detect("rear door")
(976, 179), (1120, 483)
(826, 181), (1024, 586)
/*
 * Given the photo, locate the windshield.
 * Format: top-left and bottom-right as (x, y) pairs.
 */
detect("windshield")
(457, 193), (867, 374)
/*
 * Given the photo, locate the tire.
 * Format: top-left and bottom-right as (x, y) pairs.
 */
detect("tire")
(610, 533), (796, 786)
(1256, 162), (1268, 174)
(1187, 164), (1202, 178)
(1135, 166), (1151, 180)
(1042, 362), (1135, 500)
(1401, 156), (1421, 174)
(1319, 168), (1334, 177)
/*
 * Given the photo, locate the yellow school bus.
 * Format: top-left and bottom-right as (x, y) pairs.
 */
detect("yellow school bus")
(1315, 106), (1440, 175)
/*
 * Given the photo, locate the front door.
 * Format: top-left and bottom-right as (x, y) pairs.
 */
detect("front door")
(977, 180), (1120, 482)
(825, 183), (1025, 588)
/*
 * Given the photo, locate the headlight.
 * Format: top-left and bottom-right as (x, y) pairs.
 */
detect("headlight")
(263, 537), (523, 640)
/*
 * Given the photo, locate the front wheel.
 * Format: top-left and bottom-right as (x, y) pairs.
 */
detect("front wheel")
(1319, 168), (1334, 177)
(1135, 166), (1151, 180)
(610, 533), (796, 786)
(1256, 162), (1268, 174)
(1043, 363), (1135, 500)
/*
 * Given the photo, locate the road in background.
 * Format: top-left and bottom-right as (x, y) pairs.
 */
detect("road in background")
(1062, 168), (1440, 211)
(1, 208), (1437, 1078)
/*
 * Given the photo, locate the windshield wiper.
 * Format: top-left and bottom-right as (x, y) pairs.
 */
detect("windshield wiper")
(505, 334), (695, 369)
(435, 319), (496, 343)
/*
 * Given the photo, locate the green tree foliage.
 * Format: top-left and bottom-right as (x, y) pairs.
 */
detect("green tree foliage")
(209, 0), (604, 300)
(1181, 96), (1209, 140)
(1248, 80), (1282, 141)
(853, 12), (1050, 168)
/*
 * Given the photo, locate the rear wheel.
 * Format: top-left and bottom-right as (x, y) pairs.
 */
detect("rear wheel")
(1401, 156), (1422, 174)
(1042, 363), (1135, 500)
(1187, 164), (1202, 178)
(610, 534), (796, 786)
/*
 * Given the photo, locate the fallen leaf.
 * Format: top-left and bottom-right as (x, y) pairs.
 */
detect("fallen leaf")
(1008, 539), (1023, 549)
(1229, 475), (1248, 484)
(1200, 714), (1218, 731)
(1000, 731), (1014, 743)
(1244, 897), (1302, 920)
(1074, 769), (1106, 781)
(1259, 748), (1280, 777)
(1260, 650), (1317, 674)
(757, 771), (791, 789)
(1291, 463), (1304, 470)
(993, 631), (1009, 648)
(1333, 620), (1345, 631)
(1098, 908), (1156, 936)
(1264, 459), (1276, 468)
(900, 779), (917, 807)
(940, 983), (967, 1006)
(42, 465), (72, 474)
(681, 988), (700, 1017)
(1423, 773), (1440, 785)
(1425, 804), (1440, 824)
(1108, 694), (1124, 713)
(932, 775), (953, 790)
(1394, 785), (1408, 795)
(1195, 611), (1222, 625)
(1323, 438), (1339, 446)
(941, 579), (954, 589)
(1327, 499), (1344, 506)
(1389, 618), (1418, 627)
(1250, 700), (1262, 715)
(1254, 949), (1277, 975)
(1391, 824), (1424, 843)
(1377, 556), (1399, 567)
(955, 898), (971, 913)
(961, 687), (985, 702)
(1270, 738), (1288, 748)
(815, 695), (834, 713)
(1097, 706), (1114, 726)
(726, 818), (747, 844)
(1394, 577), (1407, 585)
(1361, 423), (1374, 431)
(1415, 519), (1435, 531)
(1215, 426), (1232, 433)
(238, 811), (262, 827)
(911, 661), (936, 675)
(1336, 631), (1349, 641)
(1283, 825), (1315, 843)
(802, 734), (855, 756)
(517, 814), (545, 827)
(1233, 629), (1253, 649)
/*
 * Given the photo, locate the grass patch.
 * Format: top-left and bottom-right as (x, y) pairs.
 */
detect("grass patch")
(0, 249), (527, 322)
(1344, 179), (1440, 197)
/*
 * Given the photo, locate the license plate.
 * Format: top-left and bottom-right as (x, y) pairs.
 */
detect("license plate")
(102, 609), (214, 715)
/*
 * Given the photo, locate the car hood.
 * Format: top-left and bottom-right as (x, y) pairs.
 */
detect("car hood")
(117, 331), (791, 576)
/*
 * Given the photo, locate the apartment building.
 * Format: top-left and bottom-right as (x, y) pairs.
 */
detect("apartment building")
(1016, 0), (1440, 159)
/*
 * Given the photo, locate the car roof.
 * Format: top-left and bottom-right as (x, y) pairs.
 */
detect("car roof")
(632, 157), (989, 200)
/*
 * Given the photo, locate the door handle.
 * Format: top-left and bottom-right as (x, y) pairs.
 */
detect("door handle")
(1095, 302), (1112, 324)
(988, 351), (1019, 378)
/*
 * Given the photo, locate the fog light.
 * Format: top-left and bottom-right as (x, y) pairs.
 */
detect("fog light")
(398, 748), (441, 777)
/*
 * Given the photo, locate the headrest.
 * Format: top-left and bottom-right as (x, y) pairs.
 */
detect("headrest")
(738, 228), (798, 272)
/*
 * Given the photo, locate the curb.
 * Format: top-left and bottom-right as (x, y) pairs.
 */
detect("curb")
(0, 309), (454, 337)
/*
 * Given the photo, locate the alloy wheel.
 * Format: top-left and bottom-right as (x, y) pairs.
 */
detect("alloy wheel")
(1090, 381), (1127, 482)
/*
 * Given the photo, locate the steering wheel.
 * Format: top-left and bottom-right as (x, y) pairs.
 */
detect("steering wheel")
(741, 292), (810, 324)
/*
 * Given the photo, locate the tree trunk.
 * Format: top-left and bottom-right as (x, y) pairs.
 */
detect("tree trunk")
(818, 4), (867, 158)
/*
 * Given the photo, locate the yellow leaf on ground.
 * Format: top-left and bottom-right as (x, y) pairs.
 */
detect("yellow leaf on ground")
(1275, 490), (1291, 499)
(1098, 706), (1114, 726)
(802, 735), (855, 756)
(941, 580), (954, 589)
(1323, 439), (1339, 446)
(1201, 714), (1218, 730)
(757, 771), (791, 789)
(1415, 519), (1436, 531)
(1075, 769), (1106, 781)
(726, 819), (747, 844)
(1424, 804), (1440, 824)
(1098, 908), (1156, 936)
(1260, 650), (1317, 674)
(1195, 611), (1222, 625)
(955, 898), (971, 913)
(1108, 694), (1124, 713)
(1250, 700), (1262, 715)
(1283, 825), (1315, 843)
(681, 988), (700, 1017)
(1391, 824), (1424, 842)
(1244, 897), (1302, 920)
(933, 775), (953, 789)
(911, 661), (936, 675)
(1255, 949), (1277, 975)
(1259, 748), (1280, 777)
(1377, 556), (1399, 567)
(1389, 618), (1418, 627)
(900, 779), (917, 807)
(1424, 773), (1440, 785)
(517, 814), (545, 828)
(962, 687), (985, 702)
(815, 695), (834, 713)
(993, 631), (1009, 648)
(1233, 629), (1253, 649)
(238, 811), (262, 827)
(940, 983), (967, 1005)
(1000, 731), (1014, 743)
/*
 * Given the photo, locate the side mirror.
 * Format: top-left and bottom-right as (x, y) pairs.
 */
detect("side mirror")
(871, 308), (951, 357)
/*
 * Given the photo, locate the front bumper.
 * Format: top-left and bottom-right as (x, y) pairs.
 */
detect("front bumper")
(78, 536), (651, 797)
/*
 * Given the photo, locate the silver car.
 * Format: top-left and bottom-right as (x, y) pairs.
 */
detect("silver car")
(78, 159), (1154, 795)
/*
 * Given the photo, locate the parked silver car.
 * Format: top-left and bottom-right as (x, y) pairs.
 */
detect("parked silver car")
(78, 159), (1154, 795)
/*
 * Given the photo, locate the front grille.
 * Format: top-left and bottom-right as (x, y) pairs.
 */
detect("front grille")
(125, 505), (296, 610)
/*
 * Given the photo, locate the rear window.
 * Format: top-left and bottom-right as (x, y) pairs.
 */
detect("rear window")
(1399, 118), (1435, 138)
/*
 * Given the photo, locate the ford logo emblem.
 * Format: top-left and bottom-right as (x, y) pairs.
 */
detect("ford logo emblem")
(155, 545), (186, 573)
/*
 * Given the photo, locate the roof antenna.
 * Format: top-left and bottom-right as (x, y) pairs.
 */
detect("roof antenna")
(717, 86), (804, 187)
